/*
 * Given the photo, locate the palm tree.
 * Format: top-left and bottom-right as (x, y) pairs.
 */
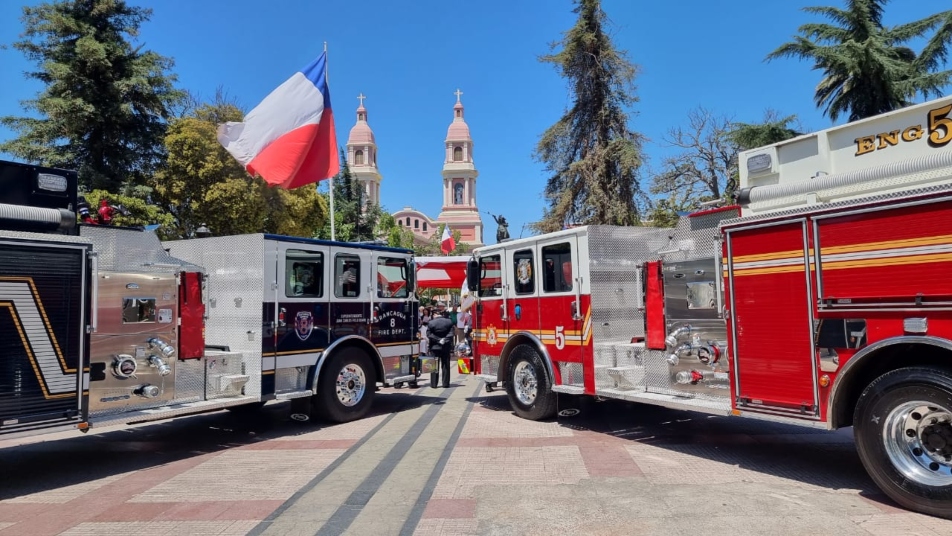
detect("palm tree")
(768, 0), (952, 122)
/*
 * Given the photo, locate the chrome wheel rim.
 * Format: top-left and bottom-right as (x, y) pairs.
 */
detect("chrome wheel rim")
(513, 361), (538, 406)
(883, 400), (952, 487)
(336, 363), (367, 407)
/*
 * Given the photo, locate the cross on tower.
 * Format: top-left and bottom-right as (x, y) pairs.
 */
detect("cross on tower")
(454, 88), (463, 103)
(357, 93), (366, 107)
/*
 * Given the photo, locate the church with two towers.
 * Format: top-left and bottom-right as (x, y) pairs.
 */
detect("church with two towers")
(344, 90), (484, 248)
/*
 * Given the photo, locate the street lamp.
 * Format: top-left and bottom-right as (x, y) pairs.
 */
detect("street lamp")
(195, 224), (211, 238)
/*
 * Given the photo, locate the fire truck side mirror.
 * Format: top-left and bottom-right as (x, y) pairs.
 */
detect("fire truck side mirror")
(466, 258), (480, 293)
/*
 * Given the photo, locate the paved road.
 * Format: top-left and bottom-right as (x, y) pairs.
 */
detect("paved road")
(1, 372), (951, 536)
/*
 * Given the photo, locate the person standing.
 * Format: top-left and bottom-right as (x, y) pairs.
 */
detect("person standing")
(427, 309), (455, 388)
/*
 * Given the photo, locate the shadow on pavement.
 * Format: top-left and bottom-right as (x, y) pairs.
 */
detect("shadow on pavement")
(0, 386), (447, 500)
(465, 389), (895, 506)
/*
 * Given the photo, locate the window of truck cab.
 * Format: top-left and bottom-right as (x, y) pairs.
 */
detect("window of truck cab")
(542, 242), (573, 293)
(512, 249), (535, 295)
(335, 254), (361, 298)
(286, 249), (324, 298)
(376, 256), (410, 298)
(478, 254), (502, 297)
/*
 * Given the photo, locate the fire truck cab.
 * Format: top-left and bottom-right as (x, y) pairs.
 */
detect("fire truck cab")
(467, 96), (952, 518)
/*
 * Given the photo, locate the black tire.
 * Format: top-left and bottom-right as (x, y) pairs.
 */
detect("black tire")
(505, 345), (557, 421)
(313, 347), (376, 423)
(409, 381), (419, 389)
(853, 366), (952, 519)
(394, 382), (404, 389)
(485, 383), (494, 393)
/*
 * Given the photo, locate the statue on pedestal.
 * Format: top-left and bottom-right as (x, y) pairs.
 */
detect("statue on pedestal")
(488, 213), (510, 243)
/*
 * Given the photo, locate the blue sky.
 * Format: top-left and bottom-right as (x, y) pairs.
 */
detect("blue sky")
(1, 0), (949, 240)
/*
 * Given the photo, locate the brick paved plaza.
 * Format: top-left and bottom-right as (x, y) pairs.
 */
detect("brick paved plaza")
(2, 372), (952, 536)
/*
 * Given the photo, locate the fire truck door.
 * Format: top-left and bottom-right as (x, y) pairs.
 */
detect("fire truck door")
(329, 249), (372, 343)
(536, 236), (582, 371)
(726, 220), (819, 415)
(370, 253), (414, 348)
(274, 243), (331, 363)
(474, 252), (505, 376)
(506, 245), (541, 344)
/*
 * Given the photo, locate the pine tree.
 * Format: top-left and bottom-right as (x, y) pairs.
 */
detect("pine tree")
(768, 0), (952, 122)
(1, 0), (183, 191)
(533, 0), (645, 233)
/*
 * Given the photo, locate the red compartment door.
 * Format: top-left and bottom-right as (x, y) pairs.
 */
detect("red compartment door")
(178, 271), (205, 359)
(726, 221), (818, 413)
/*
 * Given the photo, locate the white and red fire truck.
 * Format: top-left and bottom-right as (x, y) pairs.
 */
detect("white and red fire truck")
(0, 159), (420, 441)
(462, 96), (952, 518)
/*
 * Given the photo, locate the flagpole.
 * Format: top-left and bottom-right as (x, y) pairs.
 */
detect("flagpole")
(325, 41), (336, 241)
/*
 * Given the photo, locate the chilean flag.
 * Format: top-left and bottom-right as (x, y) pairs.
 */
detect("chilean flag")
(441, 226), (456, 255)
(217, 52), (339, 189)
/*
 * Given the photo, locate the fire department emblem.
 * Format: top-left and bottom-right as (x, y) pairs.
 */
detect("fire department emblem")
(487, 324), (498, 347)
(294, 311), (314, 341)
(516, 259), (533, 285)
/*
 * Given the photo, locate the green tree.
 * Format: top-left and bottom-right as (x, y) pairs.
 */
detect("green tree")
(649, 109), (803, 225)
(645, 198), (684, 229)
(533, 0), (645, 233)
(651, 108), (736, 211)
(768, 0), (952, 122)
(378, 212), (418, 250)
(727, 111), (803, 151)
(318, 149), (381, 242)
(1, 0), (184, 191)
(81, 189), (176, 234)
(152, 95), (326, 239)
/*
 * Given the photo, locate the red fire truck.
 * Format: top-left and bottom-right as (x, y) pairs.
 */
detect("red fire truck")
(0, 159), (420, 442)
(463, 96), (952, 518)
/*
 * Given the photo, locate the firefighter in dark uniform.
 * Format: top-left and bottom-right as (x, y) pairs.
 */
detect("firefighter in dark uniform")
(427, 309), (456, 388)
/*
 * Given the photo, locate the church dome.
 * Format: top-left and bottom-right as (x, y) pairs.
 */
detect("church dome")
(445, 99), (471, 141)
(347, 103), (376, 145)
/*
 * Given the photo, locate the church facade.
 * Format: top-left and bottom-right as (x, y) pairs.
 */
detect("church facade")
(344, 90), (484, 248)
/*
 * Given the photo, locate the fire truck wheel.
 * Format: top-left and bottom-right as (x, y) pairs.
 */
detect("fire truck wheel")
(313, 348), (376, 423)
(505, 345), (556, 421)
(854, 366), (952, 519)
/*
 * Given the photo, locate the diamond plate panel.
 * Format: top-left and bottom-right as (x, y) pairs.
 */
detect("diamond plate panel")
(174, 357), (205, 401)
(165, 234), (265, 398)
(480, 355), (500, 378)
(275, 367), (307, 393)
(593, 343), (616, 367)
(558, 362), (583, 387)
(613, 343), (644, 367)
(656, 208), (738, 264)
(80, 226), (202, 273)
(607, 365), (644, 390)
(586, 226), (668, 346)
(206, 350), (249, 399)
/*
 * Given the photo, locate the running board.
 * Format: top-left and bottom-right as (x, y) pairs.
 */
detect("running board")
(90, 395), (264, 428)
(275, 390), (313, 400)
(594, 388), (732, 415)
(389, 375), (417, 385)
(552, 385), (585, 395)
